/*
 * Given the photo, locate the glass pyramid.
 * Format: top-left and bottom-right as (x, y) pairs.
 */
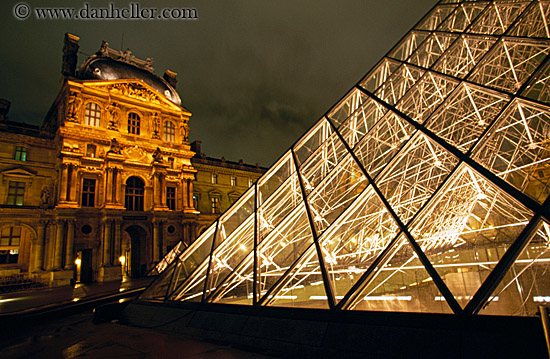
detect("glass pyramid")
(144, 0), (550, 316)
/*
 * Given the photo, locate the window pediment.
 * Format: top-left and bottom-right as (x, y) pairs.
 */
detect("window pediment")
(1, 167), (36, 183)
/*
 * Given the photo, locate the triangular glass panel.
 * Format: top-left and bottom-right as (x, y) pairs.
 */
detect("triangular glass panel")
(468, 2), (528, 35)
(258, 173), (302, 242)
(407, 33), (458, 69)
(388, 31), (430, 62)
(359, 58), (401, 94)
(164, 225), (217, 299)
(375, 64), (425, 106)
(480, 220), (550, 316)
(170, 260), (209, 302)
(215, 187), (255, 241)
(328, 88), (370, 127)
(319, 186), (400, 305)
(469, 39), (550, 93)
(204, 216), (255, 299)
(354, 111), (416, 179)
(433, 35), (497, 79)
(522, 59), (550, 105)
(293, 119), (333, 166)
(473, 100), (550, 203)
(333, 94), (387, 150)
(257, 203), (315, 301)
(349, 234), (453, 314)
(210, 252), (255, 305)
(425, 83), (509, 153)
(438, 2), (488, 33)
(416, 4), (458, 31)
(397, 72), (458, 125)
(409, 164), (534, 309)
(306, 154), (369, 234)
(258, 151), (295, 205)
(299, 130), (349, 196)
(509, 1), (550, 38)
(140, 260), (177, 301)
(150, 240), (187, 275)
(267, 244), (329, 309)
(376, 132), (460, 225)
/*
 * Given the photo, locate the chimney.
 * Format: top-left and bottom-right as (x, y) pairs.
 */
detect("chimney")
(190, 140), (202, 156)
(163, 70), (178, 88)
(0, 99), (10, 122)
(62, 33), (80, 77)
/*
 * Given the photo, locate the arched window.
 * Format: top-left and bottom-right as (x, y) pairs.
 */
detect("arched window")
(84, 103), (101, 127)
(128, 112), (140, 135)
(125, 176), (144, 211)
(163, 121), (175, 142)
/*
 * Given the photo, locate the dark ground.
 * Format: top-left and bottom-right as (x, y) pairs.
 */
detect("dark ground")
(1, 311), (280, 359)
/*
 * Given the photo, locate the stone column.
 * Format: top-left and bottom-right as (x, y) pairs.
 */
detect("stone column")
(188, 179), (193, 208)
(103, 220), (112, 265)
(54, 220), (64, 269)
(112, 168), (118, 204)
(153, 220), (160, 262)
(114, 220), (121, 262)
(116, 171), (123, 205)
(182, 180), (189, 210)
(105, 168), (113, 204)
(59, 164), (69, 202)
(64, 220), (75, 270)
(32, 221), (46, 272)
(160, 174), (166, 207)
(69, 165), (78, 202)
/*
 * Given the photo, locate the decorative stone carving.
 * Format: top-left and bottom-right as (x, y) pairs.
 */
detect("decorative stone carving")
(106, 102), (121, 130)
(107, 138), (123, 154)
(152, 147), (163, 163)
(107, 83), (161, 104)
(40, 186), (50, 208)
(152, 113), (161, 139)
(98, 41), (154, 72)
(180, 123), (189, 143)
(66, 92), (81, 122)
(123, 145), (147, 162)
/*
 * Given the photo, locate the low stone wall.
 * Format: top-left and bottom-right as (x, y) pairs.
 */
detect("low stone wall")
(121, 300), (548, 359)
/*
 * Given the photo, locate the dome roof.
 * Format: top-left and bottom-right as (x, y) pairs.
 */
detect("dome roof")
(77, 44), (182, 106)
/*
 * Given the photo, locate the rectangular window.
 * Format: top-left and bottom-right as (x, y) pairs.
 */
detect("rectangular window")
(249, 178), (253, 187)
(211, 173), (218, 184)
(231, 176), (237, 186)
(86, 144), (96, 158)
(128, 113), (141, 135)
(82, 179), (96, 207)
(163, 121), (176, 142)
(211, 197), (220, 214)
(167, 186), (176, 210)
(14, 146), (27, 161)
(0, 227), (20, 264)
(7, 181), (25, 206)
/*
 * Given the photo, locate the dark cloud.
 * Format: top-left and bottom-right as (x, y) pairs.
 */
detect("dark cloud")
(0, 0), (437, 167)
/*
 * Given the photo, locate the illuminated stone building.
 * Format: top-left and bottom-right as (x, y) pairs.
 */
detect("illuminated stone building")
(0, 34), (264, 287)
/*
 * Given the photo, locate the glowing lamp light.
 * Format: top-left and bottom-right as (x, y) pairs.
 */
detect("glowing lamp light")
(119, 256), (126, 264)
(75, 258), (81, 266)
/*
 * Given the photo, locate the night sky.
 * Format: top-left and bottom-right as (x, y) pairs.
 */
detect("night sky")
(0, 0), (436, 167)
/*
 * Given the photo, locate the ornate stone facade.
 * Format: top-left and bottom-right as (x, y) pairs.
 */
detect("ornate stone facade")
(0, 34), (264, 287)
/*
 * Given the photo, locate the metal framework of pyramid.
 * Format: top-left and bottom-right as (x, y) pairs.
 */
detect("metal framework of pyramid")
(142, 0), (550, 316)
